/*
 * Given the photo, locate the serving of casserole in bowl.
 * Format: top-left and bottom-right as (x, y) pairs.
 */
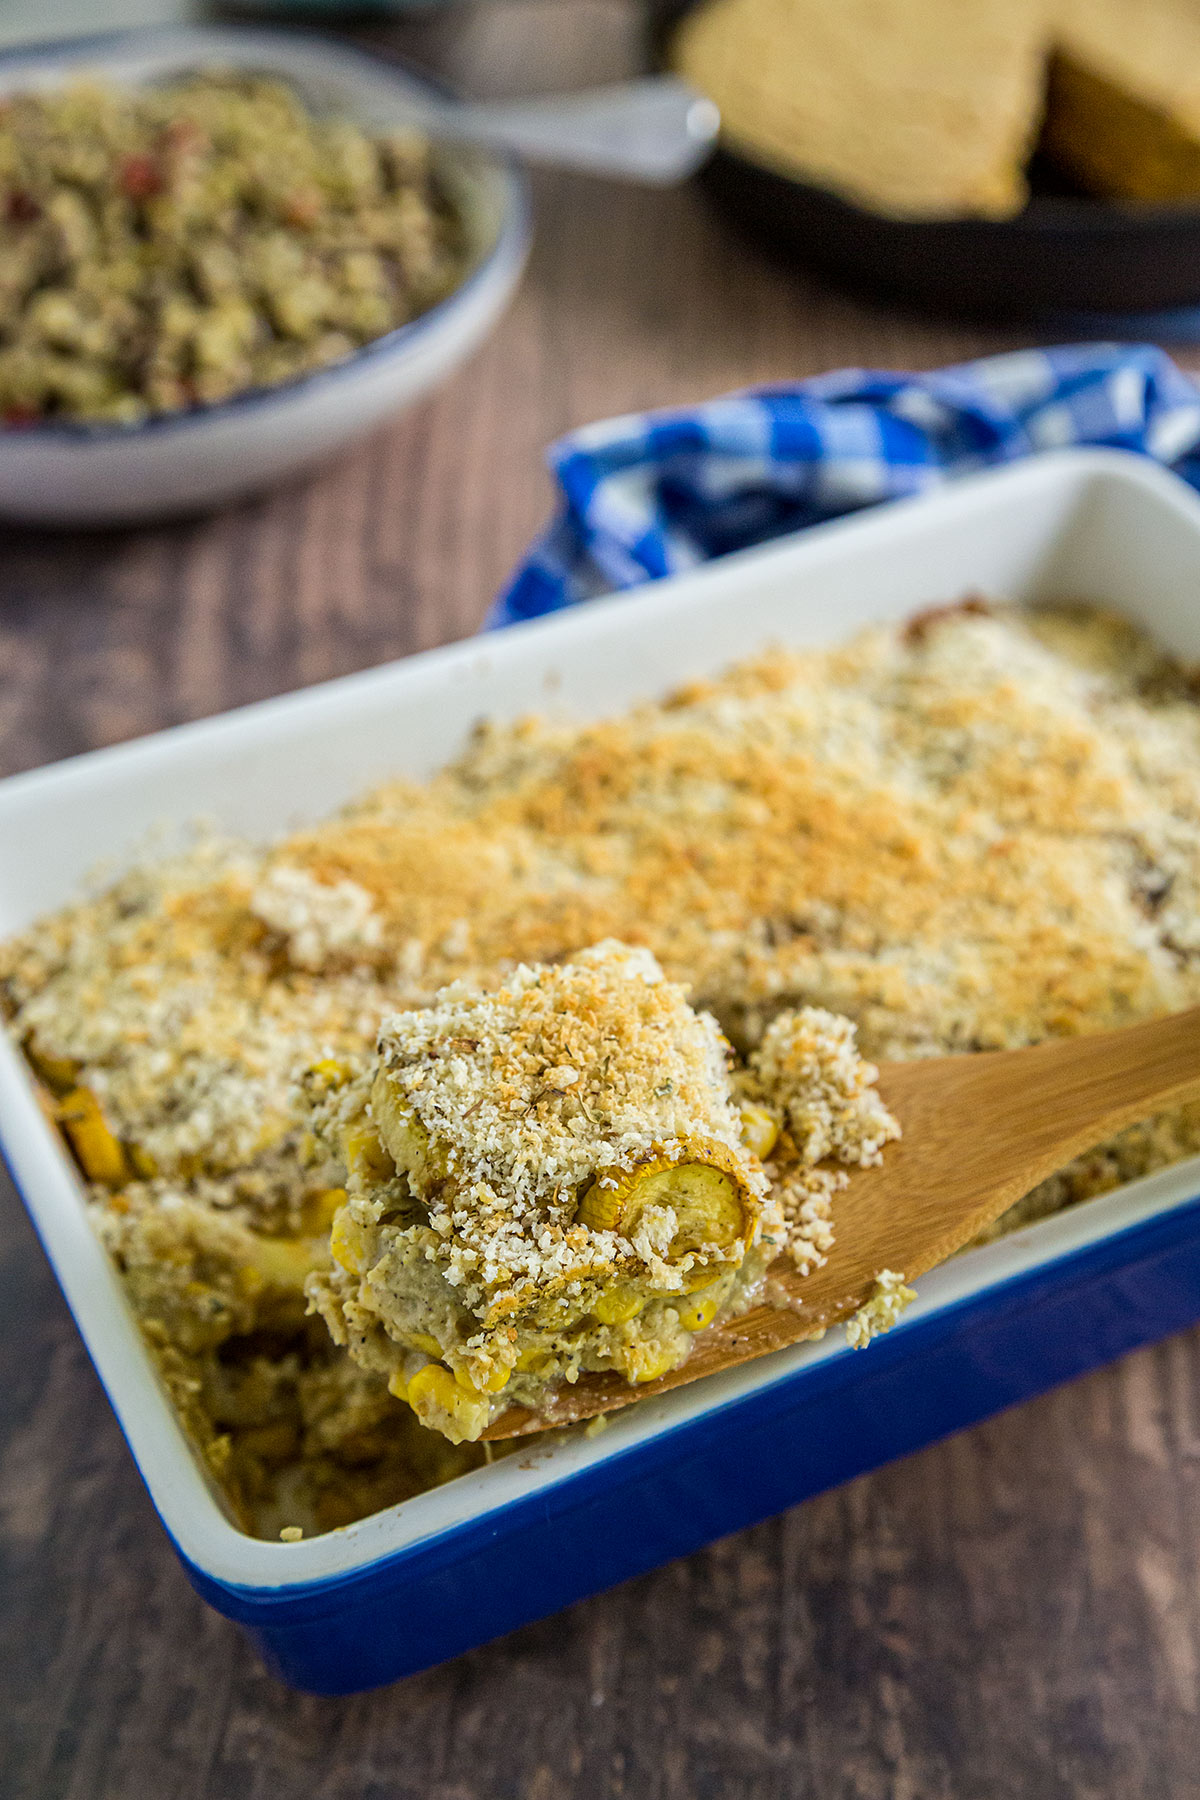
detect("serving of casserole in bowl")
(7, 447), (1200, 1691)
(0, 25), (530, 524)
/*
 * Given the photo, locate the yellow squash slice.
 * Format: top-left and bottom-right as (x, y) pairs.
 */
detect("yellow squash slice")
(56, 1087), (130, 1187)
(576, 1137), (754, 1267)
(370, 1071), (449, 1188)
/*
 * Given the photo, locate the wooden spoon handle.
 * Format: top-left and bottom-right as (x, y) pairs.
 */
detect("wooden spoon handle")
(861, 1004), (1200, 1281)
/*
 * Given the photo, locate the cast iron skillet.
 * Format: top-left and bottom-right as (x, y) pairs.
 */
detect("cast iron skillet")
(649, 0), (1200, 322)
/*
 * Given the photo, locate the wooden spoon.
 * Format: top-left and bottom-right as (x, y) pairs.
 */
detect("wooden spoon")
(483, 1006), (1200, 1440)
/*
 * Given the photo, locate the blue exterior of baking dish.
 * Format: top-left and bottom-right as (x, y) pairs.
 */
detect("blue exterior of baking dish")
(179, 1193), (1200, 1694)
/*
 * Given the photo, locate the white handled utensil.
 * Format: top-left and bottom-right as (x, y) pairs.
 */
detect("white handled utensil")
(402, 75), (720, 184)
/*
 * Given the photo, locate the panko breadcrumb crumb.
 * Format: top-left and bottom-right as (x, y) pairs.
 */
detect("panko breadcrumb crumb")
(745, 1004), (900, 1272)
(845, 1270), (917, 1348)
(751, 1006), (901, 1168)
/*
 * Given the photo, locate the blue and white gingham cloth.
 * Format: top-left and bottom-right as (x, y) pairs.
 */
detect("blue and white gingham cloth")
(488, 343), (1200, 628)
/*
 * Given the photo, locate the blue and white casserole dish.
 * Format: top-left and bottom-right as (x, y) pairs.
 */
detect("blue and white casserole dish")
(5, 448), (1200, 1693)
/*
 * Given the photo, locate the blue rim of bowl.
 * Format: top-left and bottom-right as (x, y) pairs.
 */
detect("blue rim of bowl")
(0, 24), (532, 444)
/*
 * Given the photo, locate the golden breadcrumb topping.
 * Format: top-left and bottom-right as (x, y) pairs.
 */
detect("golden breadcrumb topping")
(8, 601), (1199, 1205)
(844, 1270), (917, 1348)
(740, 1003), (900, 1278)
(750, 1005), (901, 1168)
(270, 601), (1200, 1066)
(368, 941), (763, 1305)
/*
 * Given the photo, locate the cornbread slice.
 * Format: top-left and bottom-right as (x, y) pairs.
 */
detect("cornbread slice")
(672, 0), (1047, 217)
(308, 942), (778, 1442)
(1047, 0), (1200, 201)
(672, 0), (1200, 217)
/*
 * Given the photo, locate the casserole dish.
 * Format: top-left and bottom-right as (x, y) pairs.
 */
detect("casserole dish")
(0, 26), (530, 525)
(6, 447), (1200, 1691)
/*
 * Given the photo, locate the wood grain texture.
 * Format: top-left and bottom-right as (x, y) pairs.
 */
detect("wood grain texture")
(4, 4), (1200, 1793)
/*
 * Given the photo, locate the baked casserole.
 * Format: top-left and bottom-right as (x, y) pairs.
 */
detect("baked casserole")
(6, 598), (1200, 1534)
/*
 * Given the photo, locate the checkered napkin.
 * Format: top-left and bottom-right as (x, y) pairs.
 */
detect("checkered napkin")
(487, 343), (1200, 628)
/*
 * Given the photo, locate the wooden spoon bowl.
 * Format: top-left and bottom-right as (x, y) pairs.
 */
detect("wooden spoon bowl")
(484, 1006), (1200, 1439)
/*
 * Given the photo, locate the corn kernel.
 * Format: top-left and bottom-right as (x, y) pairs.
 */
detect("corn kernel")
(387, 1369), (411, 1402)
(455, 1361), (511, 1394)
(676, 1286), (723, 1332)
(57, 1088), (129, 1187)
(306, 1185), (347, 1233)
(739, 1102), (780, 1161)
(626, 1341), (684, 1385)
(247, 1234), (317, 1292)
(341, 1123), (395, 1183)
(330, 1210), (368, 1274)
(592, 1284), (645, 1326)
(309, 1057), (352, 1090)
(515, 1344), (552, 1374)
(406, 1363), (490, 1442)
(407, 1331), (443, 1359)
(128, 1143), (159, 1180)
(406, 1364), (459, 1409)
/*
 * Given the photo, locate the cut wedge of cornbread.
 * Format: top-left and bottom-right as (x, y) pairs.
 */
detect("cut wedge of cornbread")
(1047, 0), (1200, 201)
(672, 0), (1046, 218)
(672, 0), (1200, 217)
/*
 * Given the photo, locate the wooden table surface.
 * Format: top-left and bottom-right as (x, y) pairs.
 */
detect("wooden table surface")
(5, 5), (1200, 1795)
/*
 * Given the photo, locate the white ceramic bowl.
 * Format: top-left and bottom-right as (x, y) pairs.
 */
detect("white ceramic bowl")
(0, 26), (531, 526)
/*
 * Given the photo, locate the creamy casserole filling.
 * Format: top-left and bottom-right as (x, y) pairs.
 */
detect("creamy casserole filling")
(6, 601), (1200, 1531)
